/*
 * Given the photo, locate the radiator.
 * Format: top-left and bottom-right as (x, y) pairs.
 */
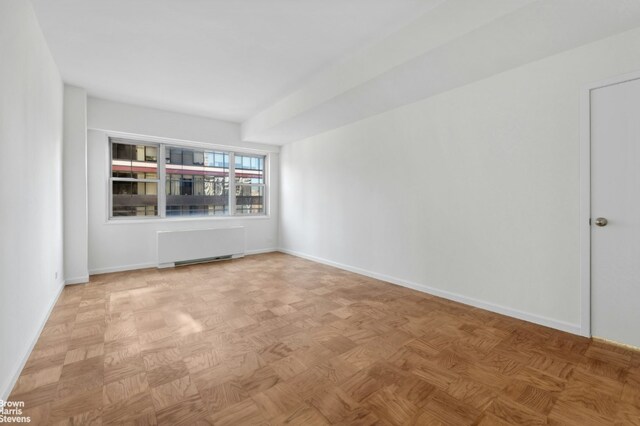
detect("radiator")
(157, 227), (245, 268)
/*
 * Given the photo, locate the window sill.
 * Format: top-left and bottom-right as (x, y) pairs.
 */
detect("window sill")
(105, 214), (271, 225)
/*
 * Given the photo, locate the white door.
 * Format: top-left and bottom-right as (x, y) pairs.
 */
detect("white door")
(591, 77), (640, 348)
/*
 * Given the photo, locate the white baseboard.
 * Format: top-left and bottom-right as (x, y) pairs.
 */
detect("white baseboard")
(89, 262), (156, 275)
(0, 279), (65, 401)
(246, 248), (278, 256)
(65, 275), (89, 285)
(278, 248), (582, 336)
(89, 249), (277, 276)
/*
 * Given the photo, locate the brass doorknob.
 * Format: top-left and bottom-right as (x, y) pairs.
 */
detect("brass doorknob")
(594, 217), (608, 227)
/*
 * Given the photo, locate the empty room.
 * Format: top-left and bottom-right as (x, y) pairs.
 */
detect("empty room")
(2, 0), (640, 424)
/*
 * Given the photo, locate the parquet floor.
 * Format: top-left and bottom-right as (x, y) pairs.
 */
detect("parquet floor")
(7, 253), (640, 425)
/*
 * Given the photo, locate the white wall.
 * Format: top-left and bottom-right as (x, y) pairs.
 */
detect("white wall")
(89, 98), (244, 149)
(87, 99), (279, 274)
(0, 0), (64, 399)
(280, 27), (640, 334)
(63, 85), (89, 284)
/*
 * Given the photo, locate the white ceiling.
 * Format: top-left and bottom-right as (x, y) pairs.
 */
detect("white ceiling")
(243, 0), (640, 144)
(30, 0), (441, 122)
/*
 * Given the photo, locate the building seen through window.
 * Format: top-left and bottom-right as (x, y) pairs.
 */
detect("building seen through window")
(235, 154), (265, 215)
(111, 142), (158, 216)
(165, 147), (230, 216)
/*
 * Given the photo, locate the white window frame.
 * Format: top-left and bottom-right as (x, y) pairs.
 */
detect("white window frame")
(108, 135), (269, 221)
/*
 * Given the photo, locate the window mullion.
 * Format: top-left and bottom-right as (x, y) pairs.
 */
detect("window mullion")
(229, 152), (236, 216)
(159, 144), (166, 218)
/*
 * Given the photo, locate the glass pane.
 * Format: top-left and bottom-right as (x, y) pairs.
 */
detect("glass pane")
(214, 153), (227, 167)
(111, 181), (158, 217)
(112, 143), (133, 161)
(145, 146), (157, 162)
(205, 152), (215, 167)
(235, 185), (264, 215)
(111, 141), (157, 178)
(235, 154), (265, 184)
(165, 145), (230, 217)
(182, 150), (194, 165)
(168, 148), (182, 165)
(132, 172), (157, 180)
(193, 151), (204, 166)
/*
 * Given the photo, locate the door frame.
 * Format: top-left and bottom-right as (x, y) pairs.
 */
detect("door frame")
(579, 70), (640, 338)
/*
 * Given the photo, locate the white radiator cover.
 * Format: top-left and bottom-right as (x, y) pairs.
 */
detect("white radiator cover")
(157, 226), (245, 268)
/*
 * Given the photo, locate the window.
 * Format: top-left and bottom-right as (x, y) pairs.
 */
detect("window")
(235, 154), (265, 215)
(111, 140), (159, 217)
(165, 146), (229, 216)
(109, 138), (267, 219)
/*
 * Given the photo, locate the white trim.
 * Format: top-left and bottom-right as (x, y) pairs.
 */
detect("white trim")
(279, 248), (582, 336)
(579, 83), (592, 338)
(98, 129), (278, 154)
(89, 248), (277, 275)
(104, 215), (271, 225)
(229, 152), (236, 215)
(0, 280), (65, 401)
(65, 275), (89, 285)
(245, 248), (277, 256)
(579, 69), (640, 338)
(89, 262), (157, 275)
(159, 144), (167, 218)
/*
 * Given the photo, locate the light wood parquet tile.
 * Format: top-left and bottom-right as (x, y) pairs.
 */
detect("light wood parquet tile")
(199, 380), (249, 414)
(271, 403), (330, 425)
(251, 382), (302, 420)
(363, 386), (419, 425)
(19, 403), (51, 426)
(207, 398), (267, 426)
(101, 390), (155, 425)
(48, 386), (103, 424)
(5, 252), (640, 424)
(11, 366), (62, 395)
(308, 386), (362, 423)
(485, 396), (547, 425)
(103, 371), (149, 405)
(155, 393), (209, 426)
(51, 408), (102, 426)
(150, 375), (199, 411)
